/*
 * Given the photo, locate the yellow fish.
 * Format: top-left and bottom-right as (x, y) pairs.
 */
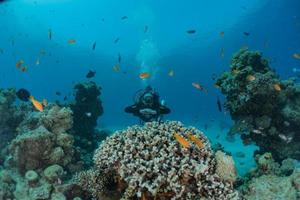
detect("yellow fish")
(187, 132), (204, 149)
(139, 72), (151, 79)
(16, 60), (24, 68)
(29, 96), (44, 112)
(174, 133), (190, 149)
(68, 39), (76, 44)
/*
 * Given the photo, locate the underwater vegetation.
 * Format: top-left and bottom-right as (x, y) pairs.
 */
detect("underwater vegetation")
(216, 48), (300, 161)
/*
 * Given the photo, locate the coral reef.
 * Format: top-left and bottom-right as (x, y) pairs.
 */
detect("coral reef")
(0, 88), (26, 160)
(238, 153), (300, 200)
(69, 81), (104, 159)
(0, 104), (85, 199)
(77, 121), (239, 200)
(215, 48), (300, 160)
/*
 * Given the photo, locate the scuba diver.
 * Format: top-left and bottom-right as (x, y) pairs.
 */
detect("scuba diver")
(125, 86), (171, 122)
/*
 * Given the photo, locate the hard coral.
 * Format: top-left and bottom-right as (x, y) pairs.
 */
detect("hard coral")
(79, 121), (239, 200)
(237, 152), (299, 200)
(216, 48), (300, 160)
(0, 88), (26, 155)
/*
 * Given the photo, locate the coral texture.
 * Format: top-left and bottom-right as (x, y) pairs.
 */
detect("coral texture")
(7, 105), (77, 174)
(78, 121), (239, 200)
(0, 104), (85, 200)
(0, 88), (26, 157)
(239, 153), (300, 200)
(216, 48), (300, 160)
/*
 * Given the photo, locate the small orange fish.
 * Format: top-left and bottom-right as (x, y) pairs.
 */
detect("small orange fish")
(29, 96), (44, 112)
(42, 99), (48, 107)
(187, 132), (204, 149)
(192, 82), (207, 92)
(246, 75), (256, 81)
(168, 69), (174, 77)
(220, 31), (225, 37)
(68, 39), (76, 44)
(293, 53), (300, 59)
(273, 83), (281, 91)
(174, 133), (190, 149)
(16, 60), (24, 68)
(113, 64), (120, 72)
(21, 66), (28, 72)
(139, 72), (151, 79)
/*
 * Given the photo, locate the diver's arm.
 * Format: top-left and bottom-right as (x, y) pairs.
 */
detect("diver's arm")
(159, 106), (171, 114)
(125, 105), (139, 113)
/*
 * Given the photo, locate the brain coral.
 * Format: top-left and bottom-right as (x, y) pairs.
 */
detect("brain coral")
(79, 121), (239, 200)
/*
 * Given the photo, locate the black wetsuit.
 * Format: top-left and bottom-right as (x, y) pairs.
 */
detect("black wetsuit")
(125, 91), (170, 122)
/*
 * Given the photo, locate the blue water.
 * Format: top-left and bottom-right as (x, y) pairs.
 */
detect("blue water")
(1, 0), (300, 175)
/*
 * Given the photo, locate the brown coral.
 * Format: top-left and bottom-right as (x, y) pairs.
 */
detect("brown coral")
(79, 121), (239, 200)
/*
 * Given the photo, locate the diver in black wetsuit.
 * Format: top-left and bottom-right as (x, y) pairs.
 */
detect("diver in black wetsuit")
(125, 86), (171, 122)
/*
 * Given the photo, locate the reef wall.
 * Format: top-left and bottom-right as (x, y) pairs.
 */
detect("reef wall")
(215, 48), (300, 161)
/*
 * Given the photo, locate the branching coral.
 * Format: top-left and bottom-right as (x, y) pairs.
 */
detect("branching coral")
(216, 48), (300, 160)
(78, 121), (239, 200)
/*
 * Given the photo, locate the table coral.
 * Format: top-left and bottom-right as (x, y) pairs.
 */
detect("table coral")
(77, 121), (239, 200)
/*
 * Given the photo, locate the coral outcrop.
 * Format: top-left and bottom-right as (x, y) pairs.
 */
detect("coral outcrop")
(0, 104), (85, 200)
(215, 48), (300, 160)
(238, 153), (300, 200)
(69, 81), (105, 167)
(0, 88), (26, 159)
(70, 81), (103, 141)
(77, 121), (239, 200)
